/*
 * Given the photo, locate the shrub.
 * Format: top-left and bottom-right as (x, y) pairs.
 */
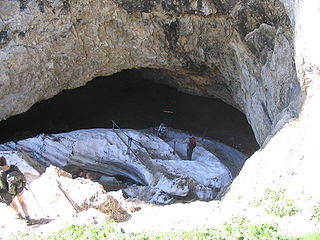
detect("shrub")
(313, 203), (320, 222)
(298, 232), (320, 240)
(253, 188), (300, 217)
(10, 218), (320, 240)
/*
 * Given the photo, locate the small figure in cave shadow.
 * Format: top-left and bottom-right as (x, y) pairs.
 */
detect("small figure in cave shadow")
(157, 123), (167, 140)
(187, 134), (197, 160)
(72, 169), (84, 179)
(86, 172), (93, 180)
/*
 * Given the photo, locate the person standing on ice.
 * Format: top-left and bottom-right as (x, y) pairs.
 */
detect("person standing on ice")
(157, 123), (167, 140)
(187, 134), (197, 160)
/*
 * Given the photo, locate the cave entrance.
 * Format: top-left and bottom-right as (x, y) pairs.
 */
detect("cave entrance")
(0, 68), (259, 155)
(0, 68), (260, 199)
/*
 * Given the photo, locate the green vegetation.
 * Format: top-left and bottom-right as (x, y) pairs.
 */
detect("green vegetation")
(9, 217), (320, 240)
(313, 203), (320, 222)
(252, 188), (300, 217)
(298, 233), (320, 240)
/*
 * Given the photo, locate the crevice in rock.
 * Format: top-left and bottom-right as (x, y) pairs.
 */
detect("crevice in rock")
(64, 162), (148, 186)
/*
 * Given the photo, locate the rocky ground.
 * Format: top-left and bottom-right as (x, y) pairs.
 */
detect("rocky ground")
(0, 176), (319, 240)
(1, 118), (320, 240)
(0, 128), (241, 239)
(0, 167), (225, 239)
(1, 177), (319, 240)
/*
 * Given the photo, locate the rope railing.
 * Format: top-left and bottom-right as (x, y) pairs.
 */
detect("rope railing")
(111, 120), (145, 151)
(111, 120), (150, 185)
(112, 121), (177, 156)
(111, 120), (149, 159)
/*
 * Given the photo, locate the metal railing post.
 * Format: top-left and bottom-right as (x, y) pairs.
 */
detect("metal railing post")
(127, 136), (132, 154)
(111, 120), (145, 161)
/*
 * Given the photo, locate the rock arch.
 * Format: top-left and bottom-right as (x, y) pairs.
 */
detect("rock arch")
(0, 0), (301, 147)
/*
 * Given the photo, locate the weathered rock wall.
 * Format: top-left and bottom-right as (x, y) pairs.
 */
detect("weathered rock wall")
(0, 0), (300, 145)
(223, 0), (320, 229)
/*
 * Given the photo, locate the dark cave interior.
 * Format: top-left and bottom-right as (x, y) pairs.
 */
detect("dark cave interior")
(0, 69), (259, 155)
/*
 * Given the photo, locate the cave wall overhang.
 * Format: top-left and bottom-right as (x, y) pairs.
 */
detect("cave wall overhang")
(0, 0), (301, 146)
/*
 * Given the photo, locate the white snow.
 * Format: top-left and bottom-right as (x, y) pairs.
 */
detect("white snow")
(0, 127), (247, 204)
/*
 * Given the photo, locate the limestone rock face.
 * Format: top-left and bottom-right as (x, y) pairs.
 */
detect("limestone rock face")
(26, 165), (132, 222)
(0, 0), (300, 145)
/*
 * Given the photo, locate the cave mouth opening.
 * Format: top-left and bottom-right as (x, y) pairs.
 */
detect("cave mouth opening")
(0, 68), (259, 153)
(0, 68), (259, 186)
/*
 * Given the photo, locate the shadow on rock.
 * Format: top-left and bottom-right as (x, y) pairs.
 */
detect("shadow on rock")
(28, 218), (53, 226)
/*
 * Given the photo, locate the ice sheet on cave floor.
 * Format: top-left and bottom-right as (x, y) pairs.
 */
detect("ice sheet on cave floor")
(141, 127), (247, 177)
(107, 127), (247, 203)
(0, 127), (247, 204)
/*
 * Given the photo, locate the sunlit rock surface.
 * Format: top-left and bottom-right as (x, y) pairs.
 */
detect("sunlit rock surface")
(0, 164), (134, 238)
(0, 128), (244, 203)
